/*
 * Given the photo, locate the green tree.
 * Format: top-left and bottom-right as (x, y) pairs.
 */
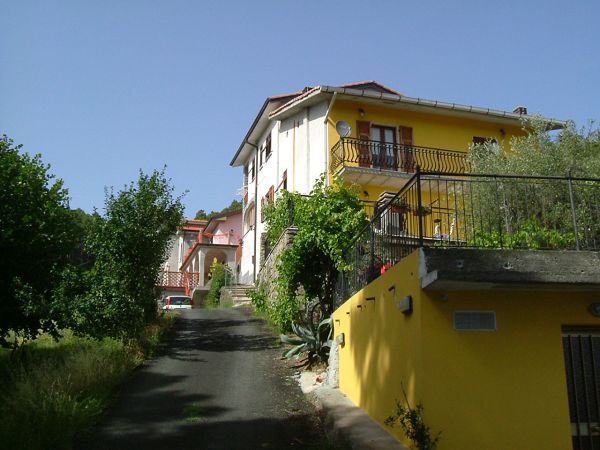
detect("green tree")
(67, 208), (96, 270)
(205, 261), (232, 307)
(264, 176), (368, 330)
(74, 168), (184, 340)
(195, 199), (242, 221)
(466, 119), (600, 249)
(468, 118), (600, 177)
(195, 209), (208, 220)
(0, 136), (74, 348)
(219, 199), (242, 215)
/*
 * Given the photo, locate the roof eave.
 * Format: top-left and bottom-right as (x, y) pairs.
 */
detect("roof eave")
(268, 85), (567, 129)
(230, 99), (269, 167)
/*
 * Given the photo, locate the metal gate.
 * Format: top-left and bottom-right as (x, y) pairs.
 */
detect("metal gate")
(563, 328), (600, 450)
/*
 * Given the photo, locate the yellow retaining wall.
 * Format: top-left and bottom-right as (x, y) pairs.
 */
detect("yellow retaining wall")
(333, 249), (599, 450)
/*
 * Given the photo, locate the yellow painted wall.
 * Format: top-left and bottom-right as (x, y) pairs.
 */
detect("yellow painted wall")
(333, 249), (600, 450)
(327, 100), (526, 195)
(333, 251), (424, 449)
(327, 100), (524, 155)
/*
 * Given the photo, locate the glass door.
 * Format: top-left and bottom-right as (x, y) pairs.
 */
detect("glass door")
(371, 126), (397, 170)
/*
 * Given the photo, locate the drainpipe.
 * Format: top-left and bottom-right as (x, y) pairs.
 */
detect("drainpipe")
(323, 92), (337, 186)
(243, 141), (259, 284)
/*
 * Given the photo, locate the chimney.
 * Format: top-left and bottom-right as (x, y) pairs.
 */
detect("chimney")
(513, 105), (528, 115)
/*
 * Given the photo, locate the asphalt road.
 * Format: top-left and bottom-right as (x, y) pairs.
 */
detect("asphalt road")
(76, 307), (327, 450)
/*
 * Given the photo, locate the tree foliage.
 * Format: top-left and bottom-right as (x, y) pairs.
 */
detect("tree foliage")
(468, 118), (600, 177)
(195, 199), (242, 221)
(466, 119), (600, 249)
(72, 168), (184, 340)
(0, 136), (74, 348)
(264, 175), (368, 330)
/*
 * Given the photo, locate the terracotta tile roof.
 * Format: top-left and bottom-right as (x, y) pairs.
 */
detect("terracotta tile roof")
(268, 86), (320, 118)
(336, 80), (401, 96)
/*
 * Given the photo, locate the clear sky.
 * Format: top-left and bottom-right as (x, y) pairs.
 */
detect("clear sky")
(2, 0), (599, 217)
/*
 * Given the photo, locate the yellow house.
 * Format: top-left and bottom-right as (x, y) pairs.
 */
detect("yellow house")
(231, 81), (600, 449)
(231, 81), (561, 284)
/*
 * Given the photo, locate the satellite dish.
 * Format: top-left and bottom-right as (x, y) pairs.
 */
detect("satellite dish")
(335, 120), (352, 138)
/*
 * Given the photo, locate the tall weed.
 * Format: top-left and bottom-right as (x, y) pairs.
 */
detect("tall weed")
(0, 314), (174, 450)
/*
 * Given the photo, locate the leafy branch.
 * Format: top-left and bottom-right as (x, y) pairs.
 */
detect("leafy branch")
(384, 383), (441, 450)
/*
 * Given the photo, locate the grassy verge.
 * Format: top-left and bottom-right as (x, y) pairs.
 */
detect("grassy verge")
(0, 312), (176, 450)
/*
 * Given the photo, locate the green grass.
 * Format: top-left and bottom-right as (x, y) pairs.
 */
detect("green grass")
(0, 313), (176, 450)
(183, 403), (205, 423)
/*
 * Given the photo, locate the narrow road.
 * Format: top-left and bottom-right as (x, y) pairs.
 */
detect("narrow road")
(77, 307), (327, 449)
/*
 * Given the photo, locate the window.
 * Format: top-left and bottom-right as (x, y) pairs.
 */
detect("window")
(278, 170), (288, 192)
(473, 136), (498, 145)
(472, 136), (500, 154)
(265, 135), (272, 161)
(259, 135), (272, 169)
(244, 204), (255, 234)
(370, 125), (397, 169)
(260, 186), (275, 223)
(248, 159), (255, 182)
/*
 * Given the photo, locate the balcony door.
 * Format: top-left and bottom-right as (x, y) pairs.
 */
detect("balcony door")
(371, 125), (397, 170)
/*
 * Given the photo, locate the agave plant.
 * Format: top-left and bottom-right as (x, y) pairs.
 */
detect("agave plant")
(280, 316), (333, 367)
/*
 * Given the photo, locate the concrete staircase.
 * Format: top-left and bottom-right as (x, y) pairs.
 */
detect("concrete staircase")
(219, 284), (254, 306)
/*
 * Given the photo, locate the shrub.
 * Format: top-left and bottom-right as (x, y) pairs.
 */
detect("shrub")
(385, 384), (441, 450)
(247, 287), (268, 314)
(280, 316), (332, 368)
(205, 262), (232, 307)
(262, 175), (368, 331)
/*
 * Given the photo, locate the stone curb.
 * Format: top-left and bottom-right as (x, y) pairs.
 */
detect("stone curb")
(299, 373), (408, 450)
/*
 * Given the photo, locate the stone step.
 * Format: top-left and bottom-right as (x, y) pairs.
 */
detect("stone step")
(219, 285), (254, 306)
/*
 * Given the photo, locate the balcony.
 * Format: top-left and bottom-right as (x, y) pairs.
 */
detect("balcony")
(330, 137), (469, 188)
(157, 271), (200, 296)
(337, 171), (600, 305)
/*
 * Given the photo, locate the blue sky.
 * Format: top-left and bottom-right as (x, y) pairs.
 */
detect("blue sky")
(2, 0), (599, 217)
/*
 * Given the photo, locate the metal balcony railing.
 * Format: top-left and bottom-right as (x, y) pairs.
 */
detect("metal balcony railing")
(330, 137), (470, 174)
(336, 169), (600, 306)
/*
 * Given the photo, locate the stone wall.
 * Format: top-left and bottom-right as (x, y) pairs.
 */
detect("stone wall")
(256, 226), (297, 301)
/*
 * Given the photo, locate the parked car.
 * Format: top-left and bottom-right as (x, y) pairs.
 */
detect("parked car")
(162, 295), (193, 310)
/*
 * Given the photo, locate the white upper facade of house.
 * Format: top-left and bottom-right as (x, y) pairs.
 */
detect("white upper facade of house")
(232, 90), (330, 284)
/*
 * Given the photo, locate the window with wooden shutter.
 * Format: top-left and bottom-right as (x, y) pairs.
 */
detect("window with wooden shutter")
(265, 135), (272, 161)
(399, 126), (414, 172)
(356, 120), (371, 167)
(268, 186), (274, 202)
(249, 159), (255, 181)
(371, 125), (397, 170)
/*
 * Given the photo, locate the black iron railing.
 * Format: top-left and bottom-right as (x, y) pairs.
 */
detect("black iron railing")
(330, 137), (470, 175)
(336, 169), (600, 305)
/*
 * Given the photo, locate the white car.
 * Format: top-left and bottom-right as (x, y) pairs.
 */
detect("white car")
(162, 295), (193, 310)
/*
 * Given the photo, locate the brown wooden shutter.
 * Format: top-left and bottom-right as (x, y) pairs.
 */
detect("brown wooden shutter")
(356, 120), (371, 167)
(399, 126), (414, 172)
